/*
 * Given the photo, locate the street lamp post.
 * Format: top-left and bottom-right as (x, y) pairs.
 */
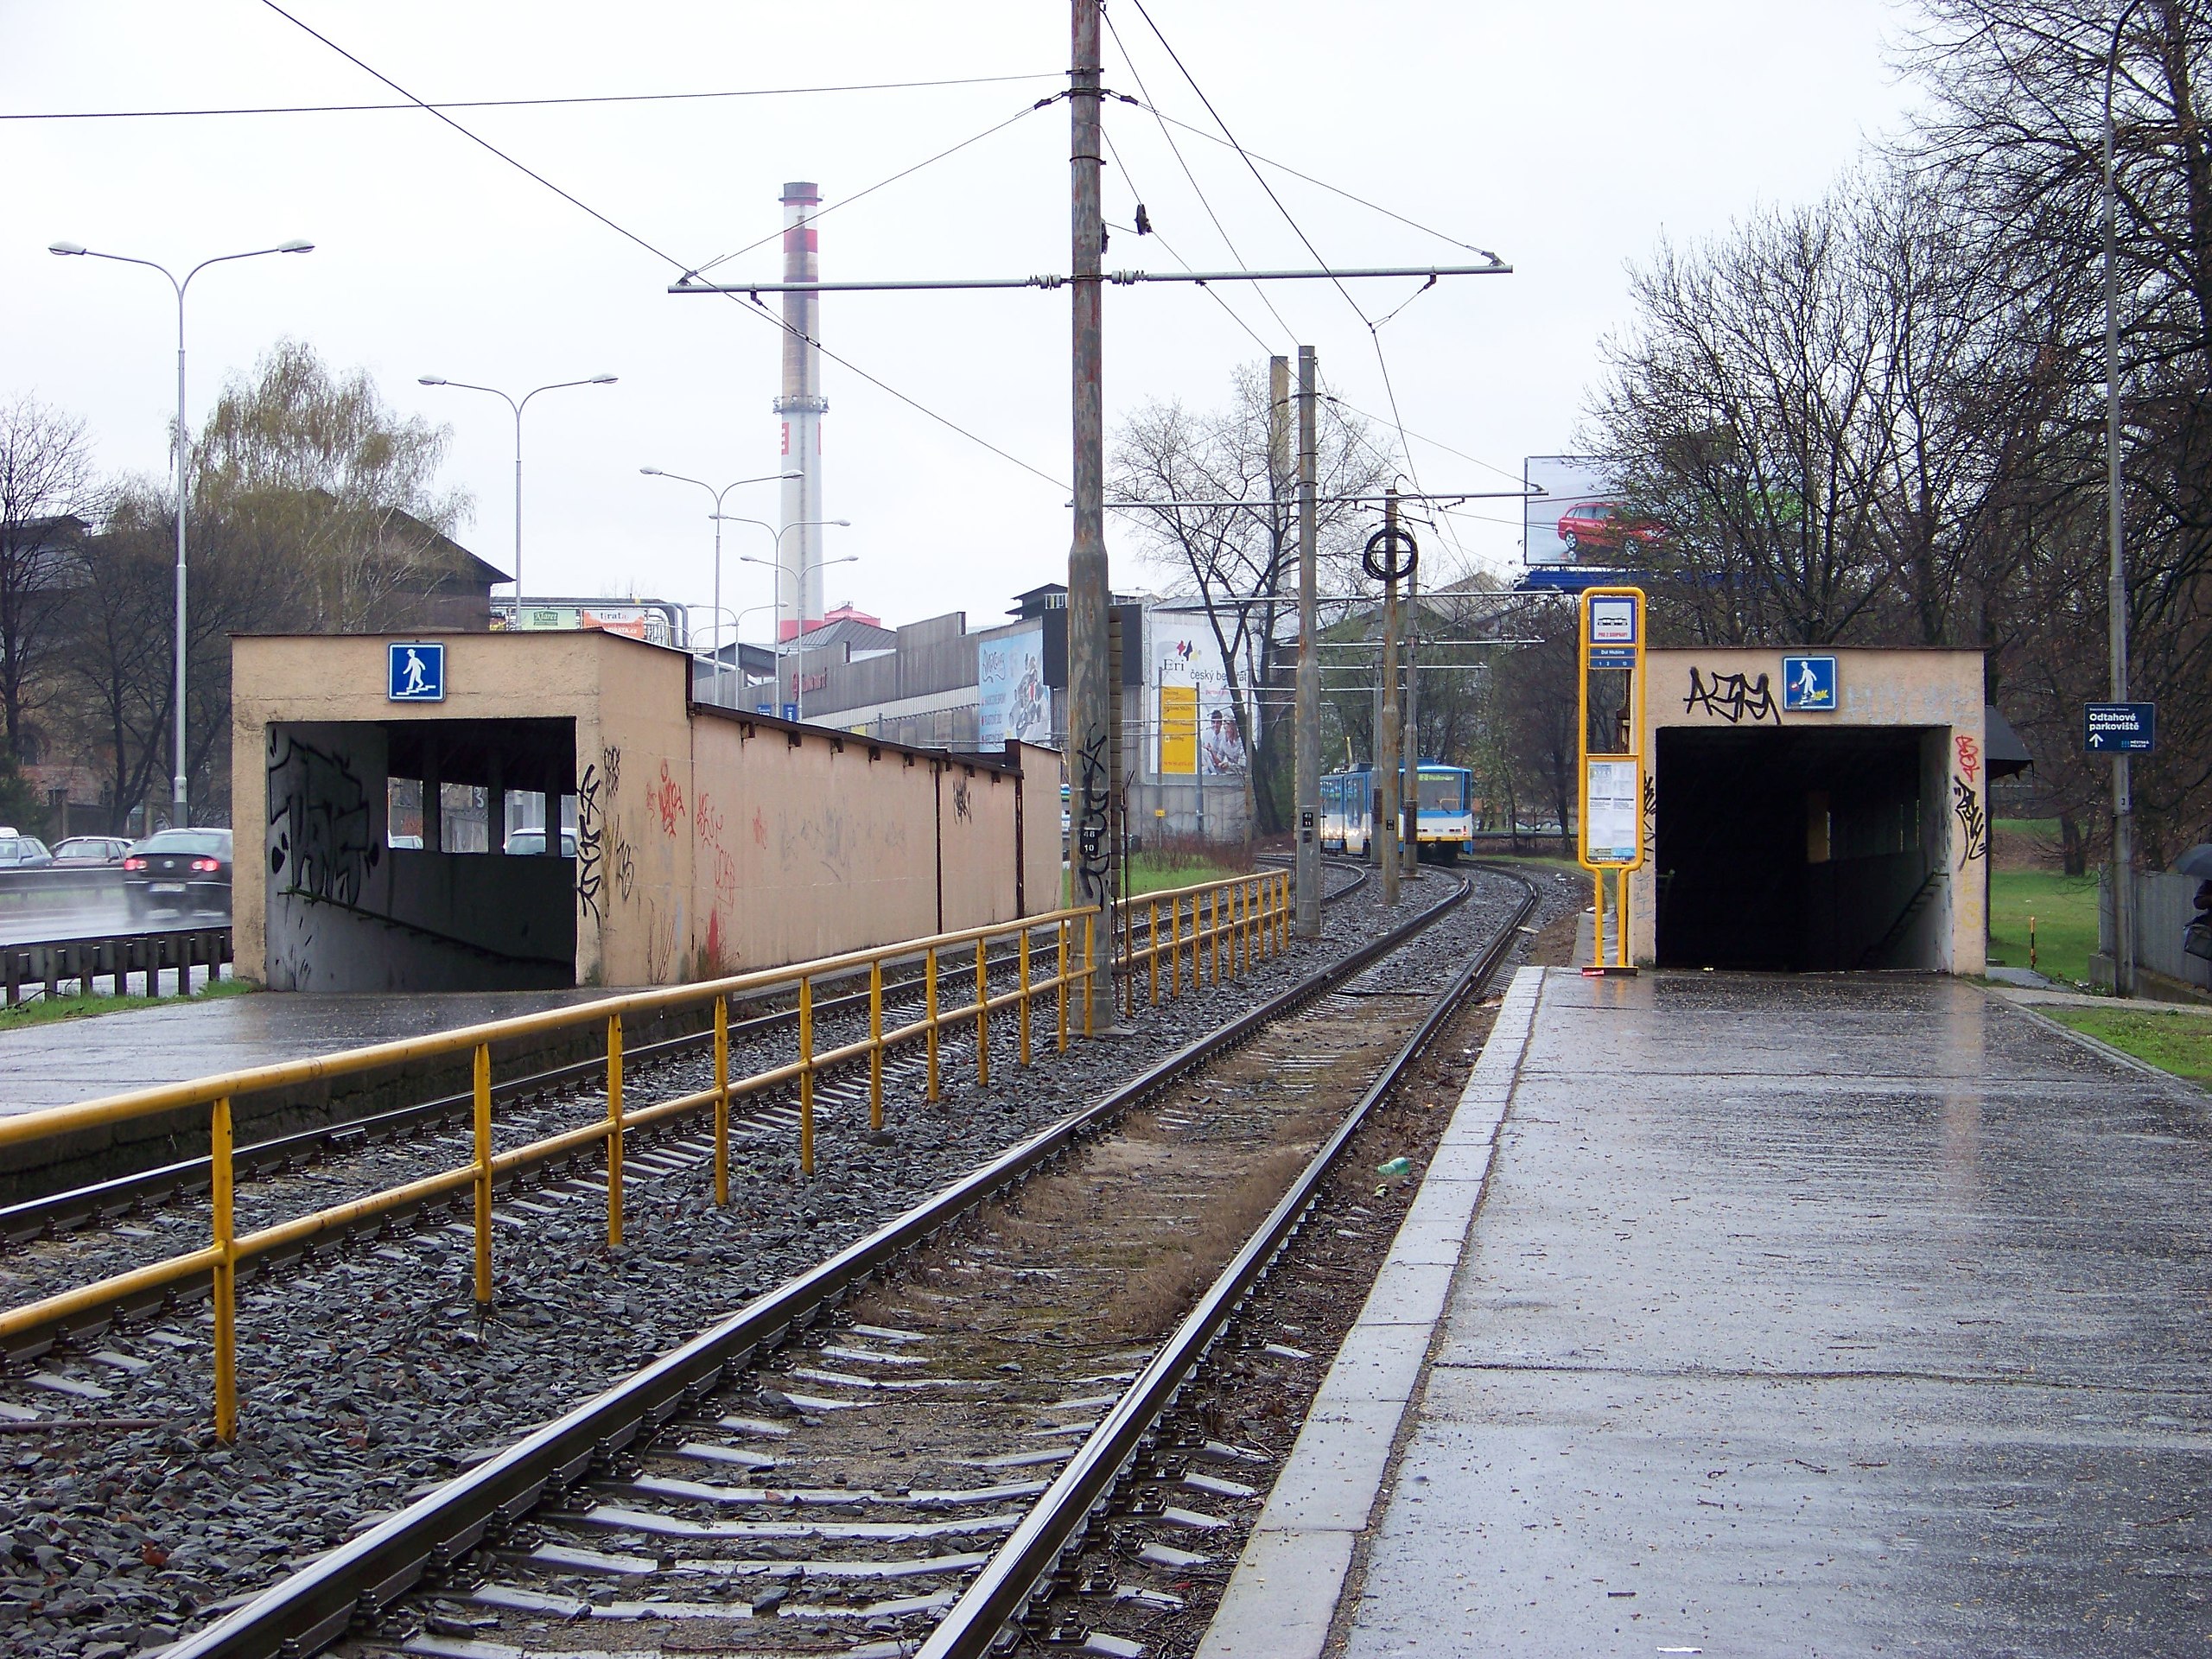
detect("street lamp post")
(732, 520), (851, 719)
(418, 373), (618, 614)
(2104, 0), (2146, 997)
(639, 468), (798, 706)
(48, 237), (314, 827)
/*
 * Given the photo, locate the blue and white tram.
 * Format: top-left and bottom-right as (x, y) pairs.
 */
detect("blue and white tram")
(1319, 762), (1475, 861)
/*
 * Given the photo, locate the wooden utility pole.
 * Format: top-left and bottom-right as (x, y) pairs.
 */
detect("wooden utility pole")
(1067, 0), (1112, 1028)
(1378, 486), (1402, 906)
(1294, 346), (1321, 937)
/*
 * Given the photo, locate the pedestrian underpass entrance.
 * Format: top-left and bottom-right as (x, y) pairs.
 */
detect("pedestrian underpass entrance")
(262, 715), (579, 992)
(233, 632), (1063, 993)
(1655, 725), (1942, 970)
(1629, 647), (1995, 975)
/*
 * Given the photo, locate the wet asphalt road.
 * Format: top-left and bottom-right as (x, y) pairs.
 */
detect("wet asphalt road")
(1343, 970), (2212, 1658)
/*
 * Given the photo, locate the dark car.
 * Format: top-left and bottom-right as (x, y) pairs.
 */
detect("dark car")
(124, 829), (233, 920)
(51, 836), (133, 868)
(0, 830), (53, 870)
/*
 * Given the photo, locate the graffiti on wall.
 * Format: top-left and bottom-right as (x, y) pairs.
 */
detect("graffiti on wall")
(1952, 777), (1987, 868)
(951, 777), (972, 823)
(575, 763), (607, 921)
(1682, 667), (1778, 724)
(653, 760), (685, 838)
(1076, 733), (1111, 907)
(1954, 733), (1980, 786)
(266, 728), (380, 906)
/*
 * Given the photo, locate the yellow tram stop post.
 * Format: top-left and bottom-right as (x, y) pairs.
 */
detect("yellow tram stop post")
(1577, 586), (1648, 976)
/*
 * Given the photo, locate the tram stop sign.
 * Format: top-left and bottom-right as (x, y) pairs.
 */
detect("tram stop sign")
(2084, 702), (2155, 753)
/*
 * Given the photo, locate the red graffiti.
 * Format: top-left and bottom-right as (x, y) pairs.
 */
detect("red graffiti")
(695, 790), (723, 849)
(752, 808), (768, 850)
(1954, 733), (1981, 785)
(652, 760), (685, 837)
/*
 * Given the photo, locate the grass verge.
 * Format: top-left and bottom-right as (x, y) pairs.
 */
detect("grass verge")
(1988, 869), (2102, 985)
(0, 977), (255, 1031)
(2041, 1005), (2212, 1083)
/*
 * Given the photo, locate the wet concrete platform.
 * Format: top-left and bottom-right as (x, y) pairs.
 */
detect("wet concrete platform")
(1205, 968), (2212, 1657)
(0, 987), (632, 1118)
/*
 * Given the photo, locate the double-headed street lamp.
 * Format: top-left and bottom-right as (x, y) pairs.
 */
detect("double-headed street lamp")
(639, 467), (798, 705)
(418, 373), (618, 614)
(48, 236), (315, 827)
(736, 528), (854, 719)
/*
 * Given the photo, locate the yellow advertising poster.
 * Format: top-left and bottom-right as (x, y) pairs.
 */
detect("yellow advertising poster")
(1160, 684), (1198, 775)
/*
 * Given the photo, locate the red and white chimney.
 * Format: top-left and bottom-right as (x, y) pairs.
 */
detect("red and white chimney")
(774, 181), (827, 643)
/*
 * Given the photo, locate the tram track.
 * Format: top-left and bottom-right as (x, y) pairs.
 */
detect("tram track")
(135, 865), (1538, 1659)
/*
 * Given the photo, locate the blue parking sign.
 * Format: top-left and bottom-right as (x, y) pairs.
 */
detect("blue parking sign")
(387, 641), (446, 702)
(1782, 654), (1837, 712)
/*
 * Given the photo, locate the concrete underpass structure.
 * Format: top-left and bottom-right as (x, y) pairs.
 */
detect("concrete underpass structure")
(232, 631), (1060, 992)
(1630, 646), (1989, 974)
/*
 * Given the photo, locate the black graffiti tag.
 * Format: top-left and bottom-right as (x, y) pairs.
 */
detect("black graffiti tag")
(575, 763), (607, 921)
(1683, 667), (1778, 724)
(952, 777), (972, 823)
(1951, 777), (1987, 868)
(1075, 733), (1112, 909)
(266, 729), (379, 906)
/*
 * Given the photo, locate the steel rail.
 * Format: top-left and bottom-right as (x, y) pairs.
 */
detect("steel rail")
(158, 870), (1479, 1659)
(918, 861), (1539, 1656)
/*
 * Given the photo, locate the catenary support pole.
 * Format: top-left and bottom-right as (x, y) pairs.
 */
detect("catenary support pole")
(1378, 486), (1402, 907)
(1294, 345), (1321, 938)
(1068, 0), (1114, 1030)
(1402, 551), (1420, 876)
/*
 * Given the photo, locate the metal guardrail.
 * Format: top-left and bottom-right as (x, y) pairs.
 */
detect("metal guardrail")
(156, 866), (1459, 1659)
(1117, 869), (1290, 1019)
(0, 870), (1292, 1441)
(2, 926), (232, 1005)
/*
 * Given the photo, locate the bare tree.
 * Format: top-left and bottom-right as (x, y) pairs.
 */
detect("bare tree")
(1111, 363), (1392, 832)
(0, 396), (104, 764)
(195, 339), (470, 632)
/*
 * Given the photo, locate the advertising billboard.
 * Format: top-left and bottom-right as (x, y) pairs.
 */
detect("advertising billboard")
(977, 625), (1052, 746)
(1525, 455), (1646, 568)
(499, 603), (678, 645)
(1150, 619), (1250, 777)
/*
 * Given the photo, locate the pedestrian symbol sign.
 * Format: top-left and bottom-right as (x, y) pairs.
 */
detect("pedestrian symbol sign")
(1782, 655), (1837, 712)
(387, 641), (446, 702)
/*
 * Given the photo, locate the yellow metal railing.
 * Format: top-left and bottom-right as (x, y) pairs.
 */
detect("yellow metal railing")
(0, 868), (1292, 1441)
(0, 905), (1103, 1440)
(1118, 868), (1291, 1019)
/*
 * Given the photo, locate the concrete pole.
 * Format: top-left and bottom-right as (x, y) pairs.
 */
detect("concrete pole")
(1068, 0), (1114, 1028)
(1294, 346), (1321, 938)
(1402, 554), (1421, 876)
(1378, 487), (1401, 906)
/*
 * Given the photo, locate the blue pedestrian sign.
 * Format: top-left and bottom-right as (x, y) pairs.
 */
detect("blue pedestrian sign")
(780, 702), (800, 722)
(387, 641), (446, 702)
(2084, 702), (2155, 752)
(1782, 655), (1838, 712)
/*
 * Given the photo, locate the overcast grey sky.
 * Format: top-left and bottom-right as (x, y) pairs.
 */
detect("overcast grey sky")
(5, 0), (1922, 641)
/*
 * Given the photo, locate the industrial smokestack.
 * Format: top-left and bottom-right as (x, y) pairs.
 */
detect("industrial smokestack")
(775, 181), (826, 645)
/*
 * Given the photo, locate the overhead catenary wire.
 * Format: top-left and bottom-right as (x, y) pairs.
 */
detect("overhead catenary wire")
(1101, 6), (1298, 347)
(252, 0), (1069, 493)
(1121, 0), (1491, 574)
(0, 71), (1064, 121)
(690, 95), (1063, 278)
